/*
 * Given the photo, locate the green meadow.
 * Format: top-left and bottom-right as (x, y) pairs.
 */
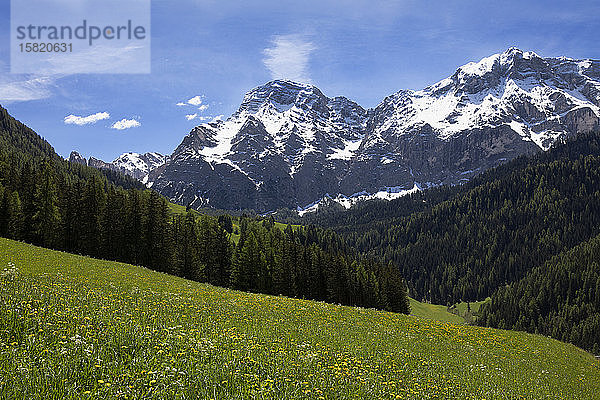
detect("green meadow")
(1, 238), (598, 399)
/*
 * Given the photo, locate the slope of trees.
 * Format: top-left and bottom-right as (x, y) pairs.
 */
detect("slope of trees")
(229, 220), (410, 312)
(479, 232), (600, 354)
(0, 105), (145, 191)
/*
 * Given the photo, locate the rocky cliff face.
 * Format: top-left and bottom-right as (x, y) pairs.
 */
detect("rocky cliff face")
(149, 48), (600, 212)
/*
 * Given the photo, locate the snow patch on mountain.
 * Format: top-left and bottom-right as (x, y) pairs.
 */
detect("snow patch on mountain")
(328, 138), (363, 160)
(198, 120), (245, 164)
(297, 183), (422, 216)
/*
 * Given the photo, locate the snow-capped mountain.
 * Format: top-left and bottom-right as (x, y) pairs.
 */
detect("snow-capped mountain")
(150, 80), (368, 210)
(151, 48), (600, 212)
(112, 152), (167, 183)
(69, 151), (167, 183)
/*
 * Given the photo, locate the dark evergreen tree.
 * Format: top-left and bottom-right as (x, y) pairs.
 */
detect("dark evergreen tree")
(32, 161), (60, 248)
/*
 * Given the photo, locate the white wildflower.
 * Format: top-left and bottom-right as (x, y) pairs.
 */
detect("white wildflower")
(1, 262), (18, 280)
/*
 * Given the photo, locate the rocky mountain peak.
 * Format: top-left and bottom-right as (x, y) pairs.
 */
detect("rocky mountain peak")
(68, 151), (87, 165)
(112, 152), (167, 182)
(236, 80), (323, 115)
(67, 150), (166, 184)
(233, 80), (367, 132)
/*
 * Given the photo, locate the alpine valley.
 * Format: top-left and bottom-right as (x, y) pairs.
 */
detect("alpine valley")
(1, 43), (600, 399)
(78, 48), (600, 212)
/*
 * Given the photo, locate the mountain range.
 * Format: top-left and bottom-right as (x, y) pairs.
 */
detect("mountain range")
(76, 48), (600, 212)
(69, 151), (167, 184)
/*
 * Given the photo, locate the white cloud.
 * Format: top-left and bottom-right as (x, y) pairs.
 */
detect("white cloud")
(0, 76), (55, 103)
(198, 104), (209, 112)
(186, 113), (198, 121)
(187, 95), (203, 106)
(262, 34), (316, 83)
(211, 115), (224, 122)
(64, 112), (110, 126)
(176, 102), (186, 106)
(111, 118), (141, 130)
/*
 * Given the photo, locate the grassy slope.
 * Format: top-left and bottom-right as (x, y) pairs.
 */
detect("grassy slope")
(408, 299), (464, 324)
(166, 201), (201, 217)
(0, 238), (598, 399)
(452, 299), (489, 316)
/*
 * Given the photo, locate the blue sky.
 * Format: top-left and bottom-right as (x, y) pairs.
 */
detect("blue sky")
(1, 0), (600, 161)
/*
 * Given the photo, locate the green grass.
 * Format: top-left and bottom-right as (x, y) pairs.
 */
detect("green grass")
(408, 298), (465, 324)
(448, 299), (491, 323)
(166, 202), (200, 217)
(452, 299), (489, 316)
(274, 221), (301, 231)
(1, 238), (599, 399)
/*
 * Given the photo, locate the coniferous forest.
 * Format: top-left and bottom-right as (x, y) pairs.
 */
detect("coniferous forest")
(479, 231), (600, 355)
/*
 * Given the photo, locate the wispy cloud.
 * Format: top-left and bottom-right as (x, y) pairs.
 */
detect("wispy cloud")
(64, 112), (110, 126)
(111, 118), (141, 130)
(263, 34), (316, 83)
(198, 104), (209, 111)
(0, 76), (55, 103)
(186, 113), (198, 121)
(187, 95), (203, 106)
(44, 44), (150, 75)
(176, 102), (186, 106)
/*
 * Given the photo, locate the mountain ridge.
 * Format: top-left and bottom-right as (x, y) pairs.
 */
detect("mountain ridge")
(95, 48), (600, 211)
(69, 151), (167, 183)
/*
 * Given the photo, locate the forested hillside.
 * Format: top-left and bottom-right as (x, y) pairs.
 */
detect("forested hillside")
(480, 232), (600, 354)
(313, 133), (600, 306)
(0, 105), (409, 314)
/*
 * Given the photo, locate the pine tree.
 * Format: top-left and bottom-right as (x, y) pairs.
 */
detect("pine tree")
(7, 191), (24, 240)
(79, 176), (106, 257)
(152, 197), (173, 273)
(0, 184), (7, 236)
(32, 160), (60, 247)
(125, 189), (144, 265)
(176, 211), (201, 280)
